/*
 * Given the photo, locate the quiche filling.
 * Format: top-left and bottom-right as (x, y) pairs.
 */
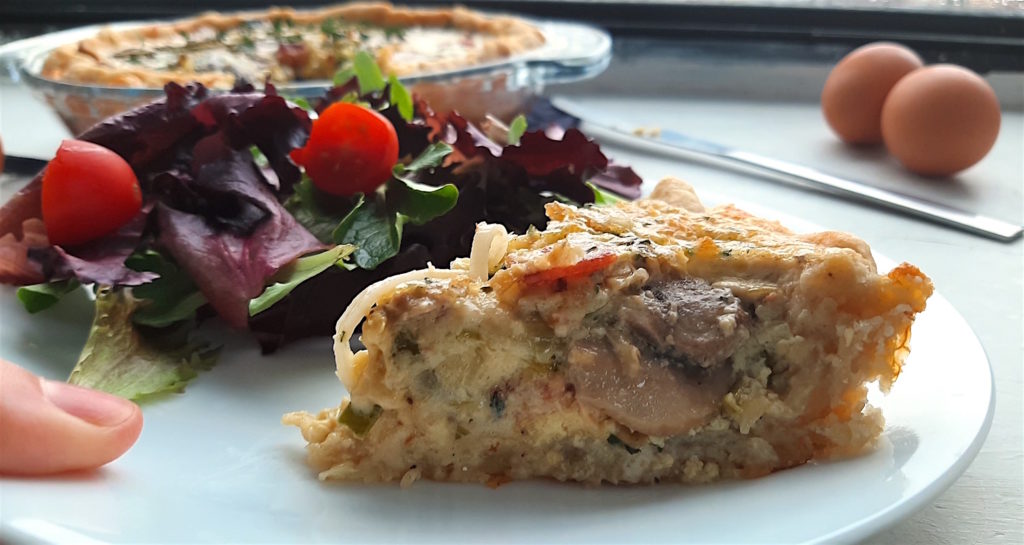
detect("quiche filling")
(41, 2), (545, 88)
(285, 178), (933, 486)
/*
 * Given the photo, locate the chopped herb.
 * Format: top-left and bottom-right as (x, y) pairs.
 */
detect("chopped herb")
(382, 26), (406, 40)
(607, 434), (641, 454)
(321, 18), (340, 40)
(393, 330), (420, 355)
(489, 389), (506, 418)
(272, 19), (284, 36)
(337, 403), (382, 436)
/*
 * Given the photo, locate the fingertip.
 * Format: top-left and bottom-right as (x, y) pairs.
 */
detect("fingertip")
(0, 361), (145, 475)
(41, 380), (138, 428)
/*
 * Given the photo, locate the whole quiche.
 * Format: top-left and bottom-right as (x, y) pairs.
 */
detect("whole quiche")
(41, 2), (546, 88)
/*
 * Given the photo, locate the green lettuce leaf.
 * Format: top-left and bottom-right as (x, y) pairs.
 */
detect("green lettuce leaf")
(16, 280), (81, 314)
(389, 178), (458, 225)
(507, 114), (527, 145)
(68, 287), (220, 401)
(248, 245), (355, 317)
(387, 75), (413, 121)
(587, 181), (625, 205)
(394, 141), (452, 175)
(353, 50), (386, 94)
(126, 250), (207, 328)
(284, 176), (359, 243)
(332, 195), (401, 270)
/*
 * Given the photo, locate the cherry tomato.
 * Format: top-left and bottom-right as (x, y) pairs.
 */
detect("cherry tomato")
(290, 102), (399, 196)
(41, 139), (142, 247)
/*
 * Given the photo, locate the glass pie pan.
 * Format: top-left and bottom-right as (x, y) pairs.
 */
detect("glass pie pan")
(3, 15), (611, 135)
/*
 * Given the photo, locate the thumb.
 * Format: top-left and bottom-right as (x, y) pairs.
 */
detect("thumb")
(0, 358), (143, 475)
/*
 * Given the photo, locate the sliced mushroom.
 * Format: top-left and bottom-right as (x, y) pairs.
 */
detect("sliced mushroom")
(620, 277), (748, 369)
(565, 337), (733, 436)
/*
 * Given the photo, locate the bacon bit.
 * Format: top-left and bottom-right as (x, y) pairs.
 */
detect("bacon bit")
(523, 253), (616, 286)
(275, 43), (310, 69)
(486, 474), (512, 488)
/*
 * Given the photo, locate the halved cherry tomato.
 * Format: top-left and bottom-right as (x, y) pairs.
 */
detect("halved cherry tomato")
(524, 253), (617, 286)
(41, 139), (142, 247)
(289, 102), (399, 196)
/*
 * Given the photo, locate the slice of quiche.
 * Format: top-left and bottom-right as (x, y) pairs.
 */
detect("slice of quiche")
(285, 178), (933, 486)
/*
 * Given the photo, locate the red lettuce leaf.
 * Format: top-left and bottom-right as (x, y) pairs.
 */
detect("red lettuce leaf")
(1, 82), (321, 333)
(30, 208), (156, 286)
(157, 180), (323, 329)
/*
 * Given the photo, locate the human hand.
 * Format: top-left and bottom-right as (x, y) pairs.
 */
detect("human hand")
(0, 358), (143, 475)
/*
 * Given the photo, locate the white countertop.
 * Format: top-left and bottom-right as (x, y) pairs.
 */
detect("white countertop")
(1, 63), (1022, 543)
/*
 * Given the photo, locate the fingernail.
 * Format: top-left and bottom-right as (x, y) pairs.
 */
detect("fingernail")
(41, 380), (137, 427)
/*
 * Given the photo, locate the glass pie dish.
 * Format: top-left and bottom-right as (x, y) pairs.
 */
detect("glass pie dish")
(1, 13), (610, 135)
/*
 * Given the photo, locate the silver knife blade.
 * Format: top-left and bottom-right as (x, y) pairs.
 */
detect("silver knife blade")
(550, 96), (1023, 242)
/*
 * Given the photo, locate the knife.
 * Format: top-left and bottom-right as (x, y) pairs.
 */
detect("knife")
(549, 96), (1023, 242)
(2, 155), (48, 176)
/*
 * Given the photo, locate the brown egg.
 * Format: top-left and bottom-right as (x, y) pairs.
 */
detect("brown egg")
(821, 42), (923, 144)
(881, 64), (1001, 177)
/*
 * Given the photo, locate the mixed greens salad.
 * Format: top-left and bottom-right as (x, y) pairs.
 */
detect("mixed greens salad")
(0, 54), (641, 400)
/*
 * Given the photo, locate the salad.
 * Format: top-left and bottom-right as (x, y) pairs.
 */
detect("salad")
(0, 53), (641, 400)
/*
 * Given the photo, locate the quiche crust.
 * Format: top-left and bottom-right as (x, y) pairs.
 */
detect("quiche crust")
(285, 178), (933, 486)
(40, 2), (545, 88)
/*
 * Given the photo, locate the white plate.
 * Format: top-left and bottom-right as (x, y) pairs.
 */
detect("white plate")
(0, 223), (993, 545)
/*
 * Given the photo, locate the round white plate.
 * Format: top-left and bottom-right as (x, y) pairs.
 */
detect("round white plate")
(0, 230), (993, 545)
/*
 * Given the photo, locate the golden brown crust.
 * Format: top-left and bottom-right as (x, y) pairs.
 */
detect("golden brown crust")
(286, 177), (934, 486)
(41, 2), (545, 88)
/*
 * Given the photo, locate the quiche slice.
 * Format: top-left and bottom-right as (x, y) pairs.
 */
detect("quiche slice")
(285, 178), (933, 486)
(41, 2), (544, 88)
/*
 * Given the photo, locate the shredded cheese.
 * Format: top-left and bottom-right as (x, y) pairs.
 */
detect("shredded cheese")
(469, 223), (509, 281)
(334, 267), (463, 388)
(334, 223), (511, 389)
